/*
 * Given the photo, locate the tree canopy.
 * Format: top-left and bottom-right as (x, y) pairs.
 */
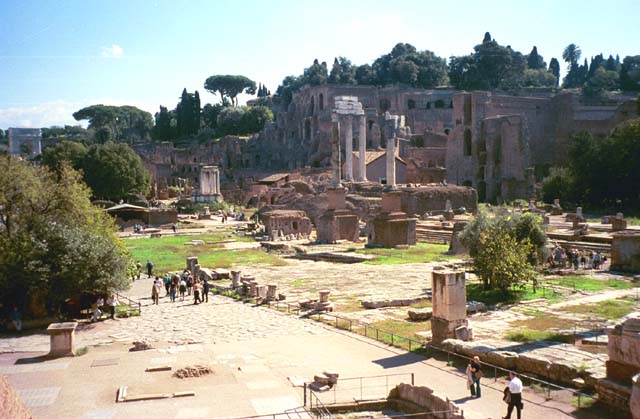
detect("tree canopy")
(0, 157), (131, 316)
(216, 105), (273, 136)
(458, 211), (545, 291)
(204, 75), (257, 106)
(73, 105), (154, 144)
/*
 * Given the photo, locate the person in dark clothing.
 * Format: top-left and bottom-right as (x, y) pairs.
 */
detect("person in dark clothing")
(146, 260), (153, 277)
(504, 371), (523, 419)
(469, 356), (482, 398)
(202, 278), (210, 303)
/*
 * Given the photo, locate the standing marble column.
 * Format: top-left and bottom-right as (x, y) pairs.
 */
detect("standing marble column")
(331, 115), (342, 188)
(386, 137), (396, 187)
(358, 115), (367, 182)
(344, 115), (353, 182)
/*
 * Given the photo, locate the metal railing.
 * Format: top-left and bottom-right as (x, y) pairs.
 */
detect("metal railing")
(209, 283), (627, 410)
(306, 391), (333, 419)
(115, 292), (142, 315)
(304, 373), (414, 407)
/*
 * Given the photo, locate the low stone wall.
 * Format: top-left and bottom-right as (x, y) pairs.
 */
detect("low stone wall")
(0, 375), (33, 419)
(439, 338), (606, 388)
(388, 383), (464, 419)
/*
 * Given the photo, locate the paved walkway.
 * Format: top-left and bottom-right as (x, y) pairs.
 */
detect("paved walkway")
(0, 276), (597, 419)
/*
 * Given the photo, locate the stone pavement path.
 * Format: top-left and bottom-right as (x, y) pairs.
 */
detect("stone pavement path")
(0, 276), (595, 419)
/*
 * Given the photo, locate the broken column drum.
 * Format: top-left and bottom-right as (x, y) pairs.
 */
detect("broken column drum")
(231, 270), (241, 288)
(267, 284), (277, 301)
(430, 271), (471, 343)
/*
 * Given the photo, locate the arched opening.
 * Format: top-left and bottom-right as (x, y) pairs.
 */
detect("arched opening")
(310, 96), (315, 115)
(463, 129), (472, 156)
(495, 135), (502, 164)
(379, 99), (390, 113)
(435, 99), (445, 109)
(477, 181), (487, 202)
(292, 221), (298, 230)
(462, 180), (472, 187)
(304, 119), (311, 142)
(444, 128), (451, 135)
(319, 94), (324, 110)
(407, 99), (416, 110)
(426, 102), (431, 110)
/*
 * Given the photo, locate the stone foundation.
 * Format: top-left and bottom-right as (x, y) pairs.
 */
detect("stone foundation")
(611, 232), (640, 273)
(388, 383), (463, 419)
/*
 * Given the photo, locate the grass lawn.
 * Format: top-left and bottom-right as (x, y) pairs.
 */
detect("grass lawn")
(125, 233), (286, 273)
(358, 243), (455, 265)
(544, 276), (636, 291)
(559, 298), (636, 320)
(359, 319), (431, 351)
(466, 282), (563, 305)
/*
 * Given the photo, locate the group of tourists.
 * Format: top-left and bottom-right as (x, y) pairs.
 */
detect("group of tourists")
(547, 246), (604, 270)
(466, 356), (524, 419)
(151, 269), (210, 305)
(91, 293), (119, 322)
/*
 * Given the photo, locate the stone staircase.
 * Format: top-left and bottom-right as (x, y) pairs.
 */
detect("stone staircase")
(416, 223), (453, 244)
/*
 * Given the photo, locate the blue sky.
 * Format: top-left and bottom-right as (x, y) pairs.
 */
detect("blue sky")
(1, 0), (639, 128)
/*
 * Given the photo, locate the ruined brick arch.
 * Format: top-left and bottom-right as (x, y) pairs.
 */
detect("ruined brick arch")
(407, 99), (416, 110)
(310, 96), (315, 115)
(444, 128), (451, 135)
(463, 129), (472, 156)
(319, 94), (324, 110)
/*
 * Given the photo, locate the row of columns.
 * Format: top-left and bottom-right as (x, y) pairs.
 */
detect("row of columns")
(332, 96), (367, 185)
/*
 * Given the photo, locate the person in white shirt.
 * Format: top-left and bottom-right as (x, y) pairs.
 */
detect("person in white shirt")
(504, 371), (523, 419)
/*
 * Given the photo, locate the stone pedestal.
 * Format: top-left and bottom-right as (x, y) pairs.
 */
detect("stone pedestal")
(315, 290), (334, 312)
(611, 232), (640, 273)
(370, 191), (416, 248)
(256, 285), (267, 299)
(316, 188), (359, 243)
(267, 284), (277, 301)
(448, 221), (469, 255)
(430, 271), (470, 343)
(47, 322), (77, 358)
(613, 217), (628, 231)
(231, 270), (241, 288)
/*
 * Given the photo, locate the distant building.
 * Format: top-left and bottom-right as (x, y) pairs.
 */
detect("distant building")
(8, 128), (42, 157)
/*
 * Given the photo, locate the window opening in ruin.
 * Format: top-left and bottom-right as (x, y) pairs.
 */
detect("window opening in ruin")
(444, 128), (451, 135)
(426, 102), (431, 109)
(449, 100), (454, 108)
(319, 94), (324, 110)
(368, 120), (374, 130)
(304, 119), (311, 142)
(379, 99), (390, 113)
(495, 136), (502, 164)
(407, 99), (416, 110)
(435, 99), (445, 109)
(414, 137), (424, 147)
(462, 180), (472, 187)
(463, 97), (472, 125)
(477, 166), (485, 180)
(477, 181), (487, 202)
(463, 129), (472, 156)
(292, 221), (298, 230)
(193, 158), (197, 163)
(255, 155), (260, 165)
(310, 96), (315, 115)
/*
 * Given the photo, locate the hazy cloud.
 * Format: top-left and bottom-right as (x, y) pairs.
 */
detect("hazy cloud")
(0, 99), (157, 129)
(101, 44), (124, 59)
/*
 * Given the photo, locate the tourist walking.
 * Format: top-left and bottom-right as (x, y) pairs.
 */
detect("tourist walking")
(202, 278), (210, 303)
(193, 280), (202, 304)
(135, 261), (142, 280)
(10, 306), (23, 332)
(146, 260), (154, 278)
(503, 371), (523, 419)
(186, 272), (194, 296)
(179, 278), (187, 301)
(469, 356), (482, 398)
(169, 278), (177, 302)
(106, 293), (119, 319)
(163, 274), (171, 296)
(151, 277), (162, 305)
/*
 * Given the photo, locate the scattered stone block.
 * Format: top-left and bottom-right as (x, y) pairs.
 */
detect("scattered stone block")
(173, 365), (213, 379)
(131, 339), (154, 352)
(408, 309), (432, 321)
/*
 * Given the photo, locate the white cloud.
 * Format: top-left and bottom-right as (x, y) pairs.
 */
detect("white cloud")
(101, 44), (124, 59)
(0, 98), (158, 129)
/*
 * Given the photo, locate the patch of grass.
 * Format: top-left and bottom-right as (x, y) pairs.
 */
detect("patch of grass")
(291, 280), (305, 287)
(366, 319), (431, 351)
(358, 243), (455, 265)
(334, 298), (363, 313)
(409, 300), (432, 309)
(560, 299), (636, 319)
(125, 233), (285, 272)
(510, 313), (574, 330)
(572, 394), (596, 408)
(75, 346), (89, 356)
(466, 283), (563, 306)
(545, 276), (636, 291)
(505, 329), (574, 343)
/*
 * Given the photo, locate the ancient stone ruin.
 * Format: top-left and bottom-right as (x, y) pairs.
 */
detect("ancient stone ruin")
(369, 191), (417, 248)
(260, 209), (312, 240)
(611, 231), (640, 273)
(596, 313), (640, 415)
(194, 165), (222, 202)
(430, 270), (471, 343)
